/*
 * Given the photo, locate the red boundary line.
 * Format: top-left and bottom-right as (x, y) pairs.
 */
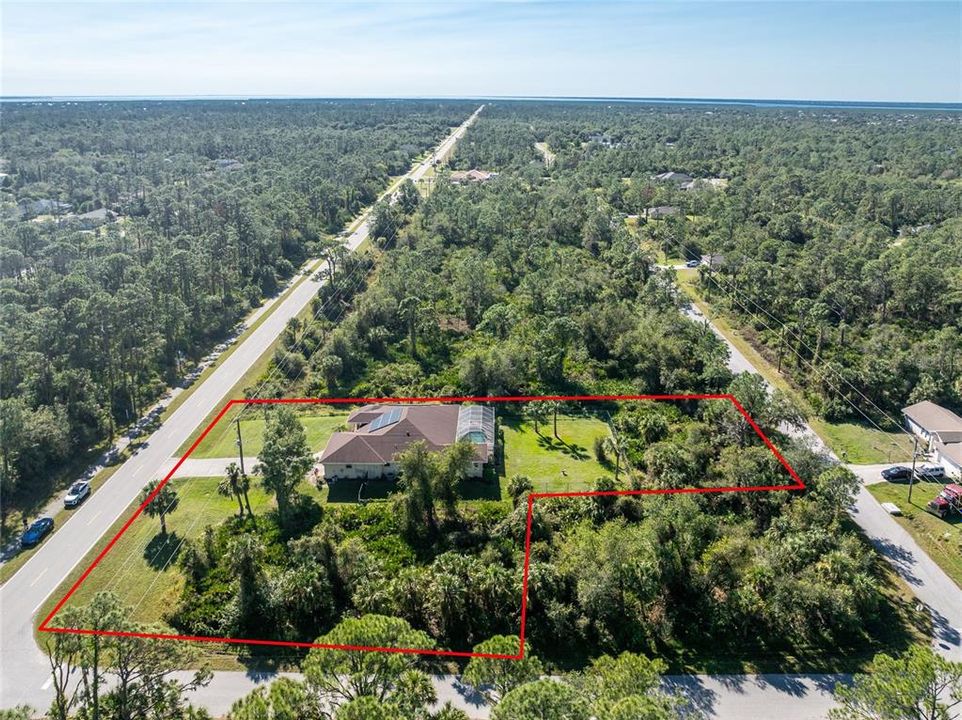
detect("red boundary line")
(38, 394), (806, 660)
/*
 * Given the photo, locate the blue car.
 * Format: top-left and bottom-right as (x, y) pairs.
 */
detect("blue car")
(21, 517), (54, 549)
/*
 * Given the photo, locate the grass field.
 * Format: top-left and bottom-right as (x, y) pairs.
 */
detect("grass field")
(190, 410), (350, 458)
(502, 414), (612, 494)
(45, 477), (274, 627)
(868, 481), (962, 589)
(812, 420), (915, 465)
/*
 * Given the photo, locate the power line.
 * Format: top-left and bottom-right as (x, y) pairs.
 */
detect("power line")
(654, 231), (915, 441)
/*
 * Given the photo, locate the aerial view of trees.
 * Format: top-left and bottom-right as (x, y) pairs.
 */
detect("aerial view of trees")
(449, 101), (962, 426)
(0, 99), (474, 523)
(12, 98), (962, 718)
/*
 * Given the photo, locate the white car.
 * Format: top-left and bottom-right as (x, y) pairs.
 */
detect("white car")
(915, 464), (946, 481)
(64, 480), (91, 508)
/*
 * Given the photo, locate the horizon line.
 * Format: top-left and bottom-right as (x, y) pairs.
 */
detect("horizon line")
(2, 94), (960, 110)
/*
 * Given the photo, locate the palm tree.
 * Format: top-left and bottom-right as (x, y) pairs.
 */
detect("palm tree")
(219, 462), (245, 517)
(397, 441), (438, 534)
(237, 469), (254, 518)
(399, 295), (421, 358)
(547, 401), (561, 438)
(139, 480), (179, 535)
(605, 435), (623, 482)
(526, 402), (549, 436)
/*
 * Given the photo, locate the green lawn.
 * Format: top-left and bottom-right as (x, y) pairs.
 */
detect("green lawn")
(189, 410), (349, 458)
(868, 481), (962, 589)
(502, 415), (613, 494)
(45, 477), (274, 627)
(812, 420), (915, 465)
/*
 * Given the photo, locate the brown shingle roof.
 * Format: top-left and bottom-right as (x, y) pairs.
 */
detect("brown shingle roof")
(321, 404), (462, 464)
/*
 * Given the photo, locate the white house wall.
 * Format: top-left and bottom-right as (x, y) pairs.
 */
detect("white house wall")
(934, 448), (962, 479)
(323, 459), (485, 480)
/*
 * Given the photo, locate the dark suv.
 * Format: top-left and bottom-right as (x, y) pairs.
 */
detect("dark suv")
(881, 466), (912, 483)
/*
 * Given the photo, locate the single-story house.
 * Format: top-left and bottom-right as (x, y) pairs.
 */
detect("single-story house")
(214, 158), (244, 172)
(449, 169), (498, 184)
(902, 400), (962, 478)
(700, 254), (728, 270)
(17, 198), (72, 217)
(320, 404), (495, 480)
(934, 441), (962, 479)
(681, 178), (729, 192)
(69, 207), (115, 228)
(652, 171), (694, 185)
(902, 400), (962, 448)
(586, 133), (619, 147)
(645, 206), (680, 219)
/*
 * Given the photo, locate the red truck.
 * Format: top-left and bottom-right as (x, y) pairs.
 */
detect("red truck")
(926, 483), (962, 519)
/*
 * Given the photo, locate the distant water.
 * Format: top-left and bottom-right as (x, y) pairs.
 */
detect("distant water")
(1, 95), (959, 112)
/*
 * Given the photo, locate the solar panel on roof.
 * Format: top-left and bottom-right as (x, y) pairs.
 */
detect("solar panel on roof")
(368, 407), (402, 431)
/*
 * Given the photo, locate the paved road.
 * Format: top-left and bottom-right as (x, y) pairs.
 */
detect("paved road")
(173, 670), (844, 719)
(683, 302), (962, 662)
(0, 107), (483, 712)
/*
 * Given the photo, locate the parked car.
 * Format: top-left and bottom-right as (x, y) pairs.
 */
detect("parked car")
(104, 449), (120, 465)
(915, 464), (946, 481)
(64, 480), (91, 508)
(685, 259), (699, 268)
(21, 517), (54, 548)
(881, 465), (912, 482)
(926, 484), (962, 519)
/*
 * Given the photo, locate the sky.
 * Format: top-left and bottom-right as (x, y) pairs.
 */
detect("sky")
(2, 1), (960, 103)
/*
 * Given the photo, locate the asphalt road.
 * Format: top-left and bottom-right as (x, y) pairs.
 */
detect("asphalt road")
(173, 670), (845, 720)
(0, 107), (483, 712)
(3, 111), (956, 718)
(683, 302), (962, 662)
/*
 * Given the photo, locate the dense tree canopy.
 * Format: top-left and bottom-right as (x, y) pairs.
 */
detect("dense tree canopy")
(0, 99), (473, 519)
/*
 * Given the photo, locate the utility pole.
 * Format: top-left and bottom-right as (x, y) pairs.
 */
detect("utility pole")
(908, 435), (920, 504)
(777, 326), (785, 373)
(235, 417), (246, 477)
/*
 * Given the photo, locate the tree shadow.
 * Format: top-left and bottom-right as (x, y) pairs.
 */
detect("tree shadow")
(457, 476), (502, 501)
(535, 434), (589, 461)
(326, 479), (396, 504)
(142, 531), (183, 570)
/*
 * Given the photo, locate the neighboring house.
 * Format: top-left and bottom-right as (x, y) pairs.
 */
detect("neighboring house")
(700, 254), (727, 270)
(934, 442), (962, 479)
(214, 158), (244, 172)
(898, 223), (933, 237)
(903, 400), (962, 447)
(652, 171), (694, 185)
(17, 198), (72, 217)
(902, 400), (962, 478)
(70, 207), (114, 228)
(681, 178), (729, 191)
(586, 133), (619, 147)
(449, 169), (498, 184)
(645, 206), (680, 219)
(320, 404), (495, 480)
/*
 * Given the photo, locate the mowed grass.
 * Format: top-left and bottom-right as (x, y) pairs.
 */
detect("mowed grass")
(189, 410), (349, 458)
(812, 420), (916, 465)
(502, 415), (612, 494)
(48, 477), (273, 627)
(868, 481), (962, 589)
